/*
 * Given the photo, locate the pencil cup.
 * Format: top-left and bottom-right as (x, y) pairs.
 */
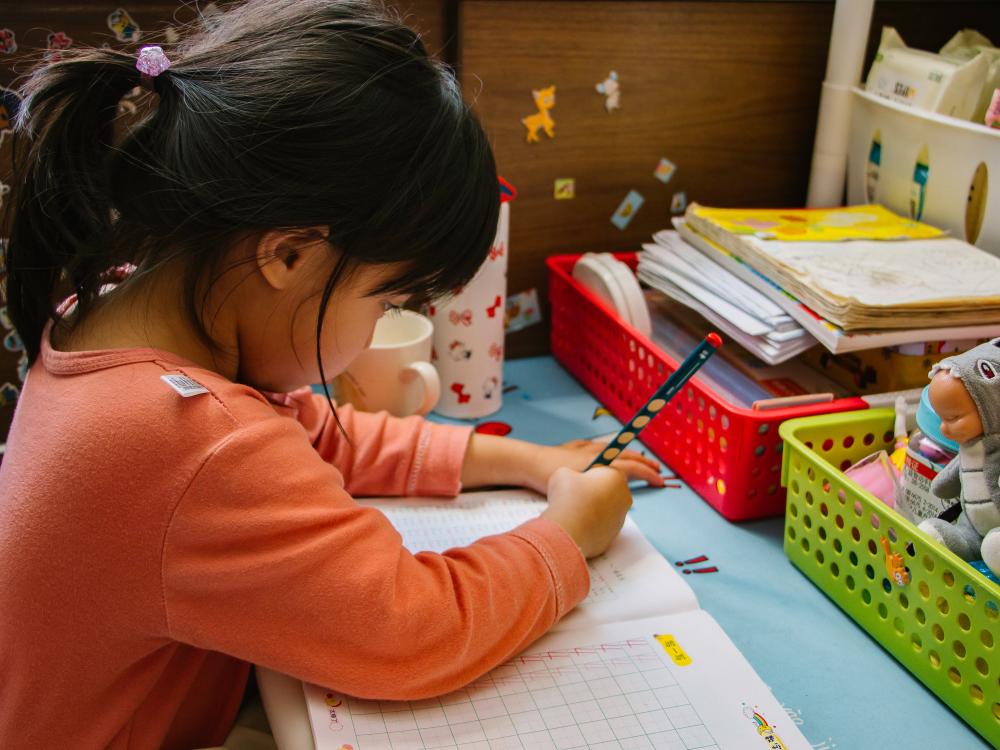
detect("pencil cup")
(430, 201), (509, 419)
(333, 310), (440, 417)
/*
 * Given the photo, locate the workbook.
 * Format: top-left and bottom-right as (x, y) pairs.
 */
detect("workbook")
(674, 218), (1000, 354)
(301, 491), (810, 750)
(682, 203), (1000, 331)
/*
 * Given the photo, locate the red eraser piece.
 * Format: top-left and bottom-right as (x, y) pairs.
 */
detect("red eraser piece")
(707, 332), (722, 348)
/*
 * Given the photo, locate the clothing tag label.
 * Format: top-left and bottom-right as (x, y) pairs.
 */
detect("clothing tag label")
(161, 374), (209, 397)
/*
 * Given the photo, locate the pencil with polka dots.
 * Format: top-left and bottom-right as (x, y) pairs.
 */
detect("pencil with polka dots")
(587, 332), (722, 469)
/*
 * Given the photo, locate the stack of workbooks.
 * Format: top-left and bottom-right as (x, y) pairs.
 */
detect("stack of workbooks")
(637, 230), (813, 365)
(675, 204), (1000, 354)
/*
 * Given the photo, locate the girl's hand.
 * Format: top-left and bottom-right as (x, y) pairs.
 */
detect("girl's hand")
(542, 466), (633, 558)
(460, 434), (665, 495)
(522, 439), (664, 495)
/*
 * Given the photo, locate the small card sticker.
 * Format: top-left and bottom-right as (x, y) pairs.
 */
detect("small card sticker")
(654, 157), (676, 184)
(611, 190), (644, 230)
(161, 374), (209, 397)
(595, 71), (620, 112)
(505, 288), (543, 333)
(554, 178), (575, 200)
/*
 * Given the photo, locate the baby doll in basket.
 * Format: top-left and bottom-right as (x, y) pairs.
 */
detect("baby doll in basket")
(917, 339), (1000, 577)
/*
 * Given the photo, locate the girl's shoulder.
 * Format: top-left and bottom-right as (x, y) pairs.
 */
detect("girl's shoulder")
(21, 345), (294, 463)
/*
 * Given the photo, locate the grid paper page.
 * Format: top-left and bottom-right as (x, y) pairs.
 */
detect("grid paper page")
(358, 491), (698, 630)
(304, 610), (810, 750)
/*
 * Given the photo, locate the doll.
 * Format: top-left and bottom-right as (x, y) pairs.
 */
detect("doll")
(917, 339), (1000, 576)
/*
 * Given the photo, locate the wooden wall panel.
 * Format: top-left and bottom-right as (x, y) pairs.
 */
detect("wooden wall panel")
(458, 1), (1000, 358)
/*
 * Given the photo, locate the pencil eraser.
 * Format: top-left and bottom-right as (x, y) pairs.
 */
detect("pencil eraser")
(707, 332), (722, 348)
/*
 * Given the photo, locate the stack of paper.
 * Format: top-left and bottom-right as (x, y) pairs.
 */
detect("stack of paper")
(684, 204), (1000, 330)
(637, 230), (813, 365)
(677, 205), (1000, 354)
(645, 291), (849, 409)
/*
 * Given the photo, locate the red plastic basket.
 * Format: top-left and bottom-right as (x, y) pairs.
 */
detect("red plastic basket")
(547, 253), (869, 520)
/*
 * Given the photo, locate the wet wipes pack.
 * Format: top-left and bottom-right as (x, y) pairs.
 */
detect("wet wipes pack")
(866, 27), (987, 120)
(940, 28), (1000, 123)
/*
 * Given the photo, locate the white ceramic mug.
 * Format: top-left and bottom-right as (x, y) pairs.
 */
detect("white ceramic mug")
(333, 310), (440, 417)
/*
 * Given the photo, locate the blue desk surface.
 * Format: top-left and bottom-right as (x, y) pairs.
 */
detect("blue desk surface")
(431, 356), (991, 750)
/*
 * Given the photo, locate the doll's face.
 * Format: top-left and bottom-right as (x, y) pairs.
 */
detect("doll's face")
(930, 371), (984, 444)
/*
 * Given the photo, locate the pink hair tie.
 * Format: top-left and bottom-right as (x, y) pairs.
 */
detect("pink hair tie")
(136, 45), (171, 90)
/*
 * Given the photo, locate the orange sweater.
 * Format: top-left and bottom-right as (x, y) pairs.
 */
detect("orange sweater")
(0, 336), (589, 749)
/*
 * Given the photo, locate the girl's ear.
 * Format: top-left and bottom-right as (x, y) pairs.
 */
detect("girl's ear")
(255, 228), (328, 290)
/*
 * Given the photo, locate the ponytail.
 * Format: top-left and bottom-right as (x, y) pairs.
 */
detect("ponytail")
(2, 0), (499, 384)
(3, 49), (143, 363)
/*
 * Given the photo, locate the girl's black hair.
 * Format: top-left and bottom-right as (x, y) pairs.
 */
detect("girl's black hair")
(3, 0), (499, 404)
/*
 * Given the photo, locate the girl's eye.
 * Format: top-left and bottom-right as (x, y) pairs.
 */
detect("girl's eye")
(382, 302), (403, 316)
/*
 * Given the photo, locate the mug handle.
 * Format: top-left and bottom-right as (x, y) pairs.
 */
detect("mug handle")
(402, 361), (441, 416)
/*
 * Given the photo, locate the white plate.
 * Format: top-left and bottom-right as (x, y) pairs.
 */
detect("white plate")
(572, 254), (632, 327)
(591, 253), (652, 337)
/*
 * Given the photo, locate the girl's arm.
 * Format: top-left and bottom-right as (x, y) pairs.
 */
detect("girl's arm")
(460, 434), (664, 493)
(270, 387), (472, 497)
(161, 417), (589, 699)
(276, 388), (663, 497)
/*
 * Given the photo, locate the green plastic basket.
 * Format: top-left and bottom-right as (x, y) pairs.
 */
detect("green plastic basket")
(780, 409), (1000, 746)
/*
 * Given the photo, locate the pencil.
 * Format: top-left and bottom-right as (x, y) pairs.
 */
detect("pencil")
(587, 333), (722, 469)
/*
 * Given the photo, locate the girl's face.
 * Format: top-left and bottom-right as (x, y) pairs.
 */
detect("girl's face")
(231, 234), (410, 394)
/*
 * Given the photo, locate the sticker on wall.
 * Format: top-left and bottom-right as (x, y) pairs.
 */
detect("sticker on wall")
(0, 300), (25, 389)
(595, 71), (620, 113)
(521, 85), (556, 143)
(0, 86), (21, 132)
(0, 382), (19, 408)
(554, 178), (575, 200)
(654, 157), (677, 185)
(505, 288), (542, 333)
(0, 28), (17, 55)
(116, 85), (143, 116)
(45, 31), (73, 61)
(611, 189), (644, 230)
(670, 190), (688, 214)
(107, 8), (141, 43)
(199, 3), (224, 32)
(3, 329), (22, 353)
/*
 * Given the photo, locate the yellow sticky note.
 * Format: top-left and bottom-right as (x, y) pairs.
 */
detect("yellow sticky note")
(654, 634), (691, 666)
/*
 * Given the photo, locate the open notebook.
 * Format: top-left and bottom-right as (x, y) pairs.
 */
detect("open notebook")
(296, 491), (810, 750)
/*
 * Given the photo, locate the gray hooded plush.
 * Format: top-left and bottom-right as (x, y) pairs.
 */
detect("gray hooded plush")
(917, 339), (1000, 577)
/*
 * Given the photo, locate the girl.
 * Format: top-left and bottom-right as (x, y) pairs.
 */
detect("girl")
(0, 2), (662, 748)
